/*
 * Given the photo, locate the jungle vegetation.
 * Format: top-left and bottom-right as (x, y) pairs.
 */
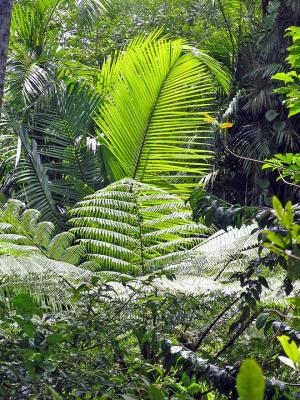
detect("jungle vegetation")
(0, 0), (300, 399)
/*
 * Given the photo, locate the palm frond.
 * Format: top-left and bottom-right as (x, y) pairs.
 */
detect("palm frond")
(4, 81), (104, 225)
(16, 131), (62, 224)
(95, 33), (222, 196)
(76, 0), (109, 28)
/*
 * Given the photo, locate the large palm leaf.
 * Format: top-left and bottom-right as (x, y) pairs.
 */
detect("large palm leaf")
(95, 33), (226, 196)
(4, 82), (103, 225)
(76, 0), (109, 28)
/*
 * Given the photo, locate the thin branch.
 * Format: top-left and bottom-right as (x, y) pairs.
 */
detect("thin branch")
(265, 308), (300, 320)
(214, 312), (258, 359)
(225, 145), (265, 165)
(278, 170), (300, 190)
(225, 145), (300, 190)
(43, 0), (61, 35)
(193, 297), (239, 351)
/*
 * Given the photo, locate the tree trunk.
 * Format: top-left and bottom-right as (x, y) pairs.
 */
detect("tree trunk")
(0, 0), (13, 114)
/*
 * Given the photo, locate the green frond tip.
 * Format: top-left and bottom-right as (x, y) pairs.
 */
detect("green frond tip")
(69, 179), (210, 276)
(95, 32), (221, 197)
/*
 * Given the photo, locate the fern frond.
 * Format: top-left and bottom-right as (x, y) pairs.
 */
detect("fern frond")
(69, 179), (210, 275)
(0, 255), (92, 307)
(170, 224), (259, 276)
(0, 200), (89, 304)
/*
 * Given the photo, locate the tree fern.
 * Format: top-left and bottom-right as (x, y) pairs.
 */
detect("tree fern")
(0, 199), (91, 304)
(69, 179), (210, 275)
(169, 224), (259, 277)
(156, 224), (298, 313)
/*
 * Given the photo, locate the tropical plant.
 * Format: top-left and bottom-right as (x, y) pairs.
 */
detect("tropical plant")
(2, 2), (229, 223)
(1, 1), (300, 398)
(0, 199), (91, 304)
(273, 26), (300, 117)
(1, 0), (111, 224)
(263, 152), (300, 186)
(161, 340), (294, 399)
(209, 0), (300, 206)
(201, 0), (262, 74)
(94, 31), (229, 196)
(69, 178), (210, 275)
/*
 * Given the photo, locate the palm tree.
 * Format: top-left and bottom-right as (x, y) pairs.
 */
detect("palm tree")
(2, 8), (228, 224)
(0, 0), (13, 113)
(1, 0), (107, 224)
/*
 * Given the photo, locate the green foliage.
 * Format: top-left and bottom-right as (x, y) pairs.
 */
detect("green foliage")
(278, 335), (300, 370)
(262, 196), (300, 280)
(236, 359), (265, 400)
(273, 26), (300, 116)
(0, 273), (228, 399)
(211, 1), (300, 206)
(2, 1), (229, 221)
(0, 199), (83, 263)
(2, 0), (300, 398)
(0, 199), (91, 304)
(161, 339), (292, 399)
(69, 178), (209, 275)
(189, 190), (257, 229)
(95, 32), (224, 195)
(263, 153), (300, 184)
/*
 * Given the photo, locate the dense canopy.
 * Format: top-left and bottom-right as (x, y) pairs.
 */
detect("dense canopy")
(0, 0), (300, 399)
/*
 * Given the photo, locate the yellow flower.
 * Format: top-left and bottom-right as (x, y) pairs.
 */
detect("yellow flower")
(220, 122), (233, 129)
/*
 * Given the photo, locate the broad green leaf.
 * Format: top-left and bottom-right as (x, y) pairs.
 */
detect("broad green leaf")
(277, 336), (300, 365)
(149, 384), (166, 400)
(287, 297), (300, 308)
(272, 72), (295, 83)
(46, 334), (65, 345)
(11, 293), (41, 317)
(236, 359), (265, 400)
(13, 316), (36, 337)
(272, 196), (284, 220)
